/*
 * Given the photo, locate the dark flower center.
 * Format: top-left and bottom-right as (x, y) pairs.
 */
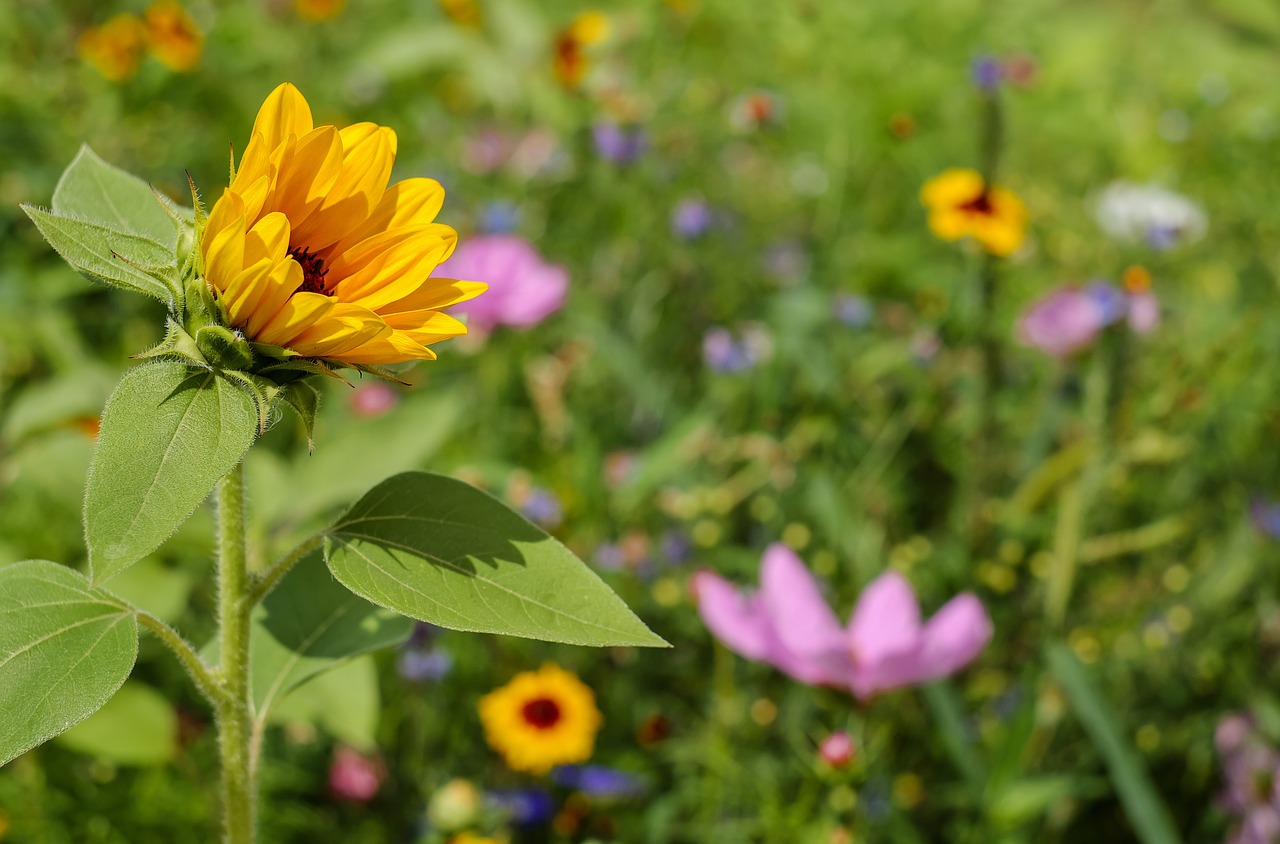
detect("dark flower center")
(290, 245), (332, 296)
(521, 697), (562, 730)
(959, 191), (994, 215)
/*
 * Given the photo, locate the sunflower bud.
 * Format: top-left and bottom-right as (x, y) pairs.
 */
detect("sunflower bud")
(195, 325), (254, 371)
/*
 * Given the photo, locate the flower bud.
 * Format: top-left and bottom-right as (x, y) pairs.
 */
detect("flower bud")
(427, 778), (482, 832)
(819, 731), (856, 769)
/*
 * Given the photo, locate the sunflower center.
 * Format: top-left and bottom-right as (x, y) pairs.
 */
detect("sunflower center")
(959, 191), (994, 216)
(289, 245), (332, 296)
(521, 697), (562, 730)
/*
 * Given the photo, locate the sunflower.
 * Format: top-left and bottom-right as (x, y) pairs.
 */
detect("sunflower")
(199, 83), (485, 367)
(920, 168), (1027, 257)
(478, 664), (601, 775)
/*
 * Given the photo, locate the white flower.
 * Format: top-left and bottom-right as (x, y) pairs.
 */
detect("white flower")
(1095, 181), (1206, 249)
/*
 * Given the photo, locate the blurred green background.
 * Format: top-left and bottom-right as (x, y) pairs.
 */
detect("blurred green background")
(5, 0), (1280, 842)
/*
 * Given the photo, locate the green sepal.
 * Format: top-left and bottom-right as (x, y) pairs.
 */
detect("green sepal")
(342, 361), (412, 386)
(259, 358), (354, 386)
(217, 368), (283, 435)
(196, 325), (255, 372)
(279, 380), (321, 453)
(249, 341), (302, 361)
(132, 319), (210, 369)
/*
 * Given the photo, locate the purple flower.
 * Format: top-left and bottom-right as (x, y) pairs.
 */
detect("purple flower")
(1084, 282), (1129, 326)
(1017, 286), (1107, 357)
(592, 122), (647, 164)
(595, 542), (626, 572)
(671, 198), (713, 240)
(553, 765), (647, 797)
(971, 55), (1003, 93)
(1251, 500), (1280, 539)
(693, 544), (992, 699)
(703, 326), (770, 373)
(432, 235), (568, 332)
(660, 530), (692, 566)
(520, 487), (563, 529)
(398, 648), (453, 682)
(488, 788), (555, 826)
(833, 293), (874, 328)
(762, 241), (809, 285)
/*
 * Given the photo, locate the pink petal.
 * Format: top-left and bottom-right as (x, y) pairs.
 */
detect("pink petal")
(1127, 291), (1159, 335)
(759, 544), (847, 664)
(692, 570), (770, 661)
(912, 593), (993, 681)
(847, 571), (924, 699)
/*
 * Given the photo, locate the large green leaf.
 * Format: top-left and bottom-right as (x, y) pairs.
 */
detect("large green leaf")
(251, 551), (412, 723)
(52, 146), (178, 249)
(85, 363), (258, 584)
(326, 472), (669, 647)
(270, 656), (381, 750)
(0, 561), (139, 766)
(55, 681), (177, 766)
(21, 206), (176, 303)
(1047, 643), (1181, 844)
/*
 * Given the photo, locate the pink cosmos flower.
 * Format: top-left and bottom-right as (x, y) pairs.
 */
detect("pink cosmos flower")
(1016, 286), (1106, 357)
(431, 235), (568, 332)
(692, 544), (991, 700)
(819, 731), (856, 768)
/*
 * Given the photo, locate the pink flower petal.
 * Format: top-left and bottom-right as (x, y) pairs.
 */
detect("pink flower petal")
(759, 544), (848, 667)
(692, 570), (770, 662)
(848, 571), (925, 698)
(912, 593), (992, 681)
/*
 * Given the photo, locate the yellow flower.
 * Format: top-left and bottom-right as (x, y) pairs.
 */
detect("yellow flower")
(551, 12), (608, 88)
(920, 168), (1027, 257)
(478, 663), (601, 774)
(450, 835), (507, 844)
(79, 14), (147, 82)
(295, 0), (345, 23)
(144, 1), (203, 72)
(438, 0), (483, 28)
(200, 83), (484, 365)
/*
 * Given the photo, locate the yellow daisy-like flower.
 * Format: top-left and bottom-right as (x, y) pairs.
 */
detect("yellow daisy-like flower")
(921, 168), (1027, 257)
(79, 14), (147, 82)
(144, 1), (202, 72)
(295, 0), (346, 23)
(200, 83), (485, 365)
(478, 663), (602, 775)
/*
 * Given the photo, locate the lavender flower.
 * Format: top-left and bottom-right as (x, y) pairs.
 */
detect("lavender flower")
(479, 199), (521, 234)
(971, 54), (1003, 93)
(398, 648), (453, 682)
(487, 788), (555, 826)
(671, 198), (713, 240)
(552, 764), (647, 797)
(593, 122), (647, 164)
(520, 487), (564, 529)
(833, 293), (874, 328)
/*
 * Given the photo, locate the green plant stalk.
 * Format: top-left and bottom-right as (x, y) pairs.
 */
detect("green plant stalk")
(214, 462), (256, 844)
(975, 91), (1004, 498)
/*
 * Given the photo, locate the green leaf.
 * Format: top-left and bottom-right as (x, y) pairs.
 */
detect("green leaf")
(21, 206), (176, 303)
(1047, 643), (1182, 844)
(53, 146), (179, 249)
(102, 558), (195, 624)
(279, 381), (320, 452)
(0, 560), (139, 766)
(250, 551), (411, 725)
(85, 363), (258, 584)
(55, 681), (177, 766)
(270, 656), (380, 750)
(326, 472), (669, 647)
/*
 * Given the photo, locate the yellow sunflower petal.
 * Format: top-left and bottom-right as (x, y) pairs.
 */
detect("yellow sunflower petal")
(220, 256), (277, 327)
(286, 303), (391, 358)
(290, 124), (396, 250)
(243, 262), (308, 342)
(338, 330), (437, 364)
(205, 211), (248, 288)
(326, 177), (446, 257)
(243, 211), (291, 266)
(251, 83), (314, 153)
(263, 126), (344, 224)
(378, 278), (488, 315)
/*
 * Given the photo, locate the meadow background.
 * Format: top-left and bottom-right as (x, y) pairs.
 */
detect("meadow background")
(3, 0), (1280, 841)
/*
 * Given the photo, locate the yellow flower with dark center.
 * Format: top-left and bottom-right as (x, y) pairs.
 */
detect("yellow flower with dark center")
(200, 84), (484, 365)
(551, 11), (609, 88)
(921, 168), (1027, 257)
(144, 1), (202, 72)
(79, 14), (147, 82)
(478, 663), (601, 774)
(295, 0), (345, 23)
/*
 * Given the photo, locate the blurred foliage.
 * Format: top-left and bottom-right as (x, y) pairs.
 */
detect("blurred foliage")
(4, 0), (1280, 842)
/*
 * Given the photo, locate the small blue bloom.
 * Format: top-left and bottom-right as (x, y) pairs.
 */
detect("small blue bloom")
(487, 788), (555, 826)
(593, 122), (647, 164)
(833, 293), (874, 328)
(398, 648), (453, 682)
(671, 198), (713, 240)
(595, 542), (626, 572)
(521, 488), (563, 529)
(479, 200), (521, 234)
(703, 327), (756, 373)
(660, 530), (692, 566)
(1251, 499), (1280, 539)
(553, 765), (647, 798)
(1085, 281), (1128, 325)
(971, 55), (1003, 93)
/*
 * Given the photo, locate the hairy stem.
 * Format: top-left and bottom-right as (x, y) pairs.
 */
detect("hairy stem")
(135, 610), (227, 707)
(215, 462), (256, 844)
(244, 532), (325, 608)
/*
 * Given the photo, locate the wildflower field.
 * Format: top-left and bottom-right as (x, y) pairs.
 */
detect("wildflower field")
(2, 0), (1280, 842)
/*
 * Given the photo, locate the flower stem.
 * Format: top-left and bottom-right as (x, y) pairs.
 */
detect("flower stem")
(243, 532), (325, 608)
(135, 610), (227, 707)
(215, 461), (256, 844)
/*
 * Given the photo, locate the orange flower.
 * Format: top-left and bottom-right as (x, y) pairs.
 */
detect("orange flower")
(551, 11), (609, 88)
(920, 168), (1027, 257)
(79, 14), (147, 82)
(200, 84), (484, 365)
(144, 1), (203, 72)
(295, 0), (345, 23)
(438, 0), (483, 28)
